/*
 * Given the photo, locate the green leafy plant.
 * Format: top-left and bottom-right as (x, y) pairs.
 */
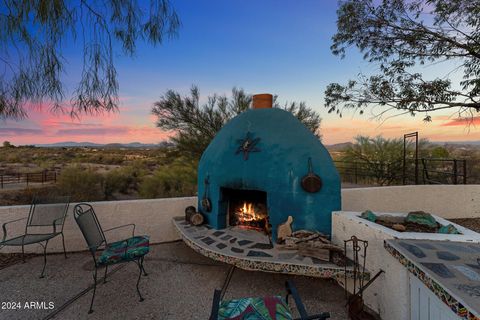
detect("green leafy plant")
(139, 158), (197, 198)
(57, 165), (104, 201)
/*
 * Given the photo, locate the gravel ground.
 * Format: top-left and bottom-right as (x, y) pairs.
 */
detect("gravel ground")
(449, 218), (480, 233)
(0, 241), (348, 320)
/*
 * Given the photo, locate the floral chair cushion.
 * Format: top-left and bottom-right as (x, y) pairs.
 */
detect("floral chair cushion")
(99, 235), (149, 265)
(218, 296), (293, 320)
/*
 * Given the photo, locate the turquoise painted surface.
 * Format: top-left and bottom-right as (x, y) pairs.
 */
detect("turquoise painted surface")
(197, 108), (341, 240)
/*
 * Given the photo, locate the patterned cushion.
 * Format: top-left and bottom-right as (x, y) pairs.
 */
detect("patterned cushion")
(98, 235), (149, 265)
(218, 296), (293, 320)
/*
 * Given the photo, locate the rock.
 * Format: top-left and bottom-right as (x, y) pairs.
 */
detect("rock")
(377, 215), (404, 224)
(360, 210), (377, 222)
(392, 224), (406, 232)
(406, 211), (437, 228)
(438, 224), (461, 234)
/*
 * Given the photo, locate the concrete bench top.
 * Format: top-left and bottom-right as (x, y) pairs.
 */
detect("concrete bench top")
(385, 239), (480, 320)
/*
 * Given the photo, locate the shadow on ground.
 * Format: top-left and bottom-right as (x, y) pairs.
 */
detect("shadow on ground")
(0, 242), (348, 320)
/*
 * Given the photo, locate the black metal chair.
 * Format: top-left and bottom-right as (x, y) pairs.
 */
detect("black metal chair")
(73, 203), (150, 314)
(0, 196), (70, 278)
(209, 280), (330, 320)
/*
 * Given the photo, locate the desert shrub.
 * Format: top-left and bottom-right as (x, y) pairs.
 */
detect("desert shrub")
(57, 166), (105, 202)
(139, 159), (197, 198)
(104, 163), (147, 198)
(0, 186), (59, 206)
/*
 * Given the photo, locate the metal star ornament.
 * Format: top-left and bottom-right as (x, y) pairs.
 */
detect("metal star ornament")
(235, 132), (261, 160)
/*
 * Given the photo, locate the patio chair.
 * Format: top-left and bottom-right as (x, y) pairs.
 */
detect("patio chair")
(0, 196), (70, 278)
(209, 279), (330, 320)
(73, 203), (149, 314)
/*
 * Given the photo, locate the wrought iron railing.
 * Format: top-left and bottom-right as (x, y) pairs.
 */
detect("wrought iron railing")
(334, 158), (468, 186)
(0, 170), (57, 189)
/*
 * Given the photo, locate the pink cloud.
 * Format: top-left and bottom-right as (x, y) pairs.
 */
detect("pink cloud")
(441, 117), (480, 127)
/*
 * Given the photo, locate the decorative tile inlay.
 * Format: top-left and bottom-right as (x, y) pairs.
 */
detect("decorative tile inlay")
(221, 235), (233, 241)
(451, 266), (480, 281)
(172, 217), (364, 282)
(250, 243), (274, 250)
(398, 242), (426, 258)
(466, 264), (480, 271)
(216, 243), (227, 250)
(247, 250), (272, 257)
(457, 285), (480, 298)
(441, 243), (476, 253)
(436, 251), (460, 261)
(231, 247), (244, 253)
(421, 262), (455, 278)
(229, 238), (237, 244)
(212, 231), (225, 237)
(238, 240), (253, 246)
(201, 237), (216, 245)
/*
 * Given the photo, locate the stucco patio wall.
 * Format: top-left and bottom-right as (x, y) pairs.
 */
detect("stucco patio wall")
(2, 184), (480, 254)
(342, 185), (480, 219)
(0, 197), (196, 254)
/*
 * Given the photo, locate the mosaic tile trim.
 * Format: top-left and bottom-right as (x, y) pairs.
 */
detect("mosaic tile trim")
(384, 241), (480, 320)
(173, 218), (364, 280)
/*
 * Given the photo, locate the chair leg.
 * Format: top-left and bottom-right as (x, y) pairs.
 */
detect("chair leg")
(21, 243), (25, 263)
(61, 233), (67, 259)
(89, 268), (98, 314)
(136, 258), (145, 302)
(141, 260), (148, 276)
(103, 265), (108, 283)
(39, 240), (49, 278)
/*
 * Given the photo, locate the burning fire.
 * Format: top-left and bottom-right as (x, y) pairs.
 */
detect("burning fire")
(237, 202), (258, 222)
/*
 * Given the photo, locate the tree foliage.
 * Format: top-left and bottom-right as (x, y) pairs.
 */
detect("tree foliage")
(152, 86), (322, 160)
(2, 141), (13, 148)
(341, 136), (406, 185)
(0, 0), (180, 119)
(139, 157), (197, 198)
(325, 0), (480, 121)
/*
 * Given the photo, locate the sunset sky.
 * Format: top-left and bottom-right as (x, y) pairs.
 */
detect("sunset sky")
(1, 0), (479, 146)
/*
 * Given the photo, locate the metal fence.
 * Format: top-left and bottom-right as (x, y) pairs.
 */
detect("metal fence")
(334, 158), (468, 186)
(0, 170), (57, 189)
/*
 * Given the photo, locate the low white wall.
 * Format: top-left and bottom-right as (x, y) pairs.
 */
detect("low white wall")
(331, 211), (480, 320)
(0, 197), (197, 254)
(342, 185), (480, 219)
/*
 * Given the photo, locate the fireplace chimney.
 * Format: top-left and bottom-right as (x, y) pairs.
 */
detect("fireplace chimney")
(252, 94), (273, 109)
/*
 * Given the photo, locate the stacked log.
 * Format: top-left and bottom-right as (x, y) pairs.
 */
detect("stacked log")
(282, 230), (344, 262)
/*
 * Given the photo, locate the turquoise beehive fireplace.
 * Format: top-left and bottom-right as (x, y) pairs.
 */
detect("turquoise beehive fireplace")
(197, 94), (341, 241)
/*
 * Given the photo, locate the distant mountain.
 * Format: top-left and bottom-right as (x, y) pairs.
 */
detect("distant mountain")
(432, 141), (480, 146)
(33, 141), (169, 148)
(326, 142), (353, 152)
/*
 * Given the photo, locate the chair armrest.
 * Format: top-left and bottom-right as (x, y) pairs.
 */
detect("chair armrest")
(52, 217), (66, 233)
(209, 289), (222, 320)
(104, 223), (136, 238)
(2, 217), (27, 242)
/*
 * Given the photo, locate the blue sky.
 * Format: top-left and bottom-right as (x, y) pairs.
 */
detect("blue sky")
(2, 0), (477, 145)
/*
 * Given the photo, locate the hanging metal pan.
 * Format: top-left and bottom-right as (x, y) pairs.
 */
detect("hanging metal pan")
(301, 157), (322, 193)
(201, 176), (212, 212)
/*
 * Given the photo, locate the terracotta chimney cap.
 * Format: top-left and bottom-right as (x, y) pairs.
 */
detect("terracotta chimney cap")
(252, 94), (273, 109)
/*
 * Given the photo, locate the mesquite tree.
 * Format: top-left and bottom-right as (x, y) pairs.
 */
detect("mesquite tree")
(325, 0), (480, 121)
(152, 86), (322, 160)
(0, 0), (180, 119)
